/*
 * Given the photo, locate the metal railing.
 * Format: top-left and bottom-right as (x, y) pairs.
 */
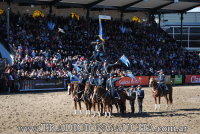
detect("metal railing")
(163, 26), (200, 48)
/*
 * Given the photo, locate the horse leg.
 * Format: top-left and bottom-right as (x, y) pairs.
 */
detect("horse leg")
(154, 97), (158, 110)
(158, 97), (161, 111)
(115, 103), (119, 113)
(93, 103), (96, 117)
(88, 102), (92, 115)
(169, 87), (173, 110)
(68, 85), (70, 95)
(100, 103), (103, 114)
(97, 103), (101, 117)
(123, 99), (126, 114)
(104, 104), (107, 117)
(108, 104), (112, 118)
(74, 101), (77, 114)
(85, 102), (88, 115)
(164, 95), (169, 110)
(78, 101), (82, 114)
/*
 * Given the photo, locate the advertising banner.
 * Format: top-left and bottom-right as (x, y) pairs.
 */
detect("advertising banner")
(174, 75), (183, 84)
(185, 75), (200, 84)
(19, 79), (65, 91)
(115, 76), (150, 87)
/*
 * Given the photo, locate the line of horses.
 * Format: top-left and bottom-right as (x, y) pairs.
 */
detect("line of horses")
(67, 78), (173, 117)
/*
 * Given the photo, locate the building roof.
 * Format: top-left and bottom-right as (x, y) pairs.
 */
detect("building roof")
(2, 0), (200, 13)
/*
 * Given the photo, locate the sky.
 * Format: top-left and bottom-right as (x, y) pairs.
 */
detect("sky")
(188, 7), (200, 12)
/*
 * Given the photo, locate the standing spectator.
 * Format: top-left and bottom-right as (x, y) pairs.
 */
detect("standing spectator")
(136, 85), (145, 113)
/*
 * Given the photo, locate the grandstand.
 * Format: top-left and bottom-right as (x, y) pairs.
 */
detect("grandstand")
(0, 0), (199, 92)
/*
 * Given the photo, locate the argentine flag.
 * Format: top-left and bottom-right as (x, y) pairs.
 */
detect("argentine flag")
(126, 72), (136, 80)
(120, 55), (130, 67)
(72, 64), (82, 72)
(47, 21), (55, 31)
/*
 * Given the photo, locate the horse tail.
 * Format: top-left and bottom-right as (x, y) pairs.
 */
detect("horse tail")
(168, 85), (173, 104)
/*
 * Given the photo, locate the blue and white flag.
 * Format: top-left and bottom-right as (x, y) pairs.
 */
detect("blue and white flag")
(120, 25), (126, 33)
(47, 21), (55, 31)
(73, 64), (82, 72)
(67, 72), (73, 80)
(99, 21), (104, 40)
(98, 15), (111, 41)
(120, 55), (130, 67)
(126, 72), (136, 80)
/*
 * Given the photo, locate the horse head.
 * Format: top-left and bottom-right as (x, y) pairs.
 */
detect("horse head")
(149, 78), (158, 87)
(84, 83), (94, 97)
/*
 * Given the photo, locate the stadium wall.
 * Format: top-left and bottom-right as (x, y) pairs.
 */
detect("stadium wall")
(0, 2), (148, 20)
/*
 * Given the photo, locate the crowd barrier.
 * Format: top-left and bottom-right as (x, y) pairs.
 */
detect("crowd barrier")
(0, 75), (199, 93)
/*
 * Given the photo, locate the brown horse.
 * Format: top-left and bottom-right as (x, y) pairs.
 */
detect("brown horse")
(83, 83), (94, 115)
(92, 86), (112, 117)
(92, 86), (129, 117)
(149, 78), (173, 111)
(72, 83), (85, 114)
(117, 89), (130, 114)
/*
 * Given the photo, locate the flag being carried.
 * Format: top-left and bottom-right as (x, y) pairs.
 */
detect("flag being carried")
(126, 72), (136, 80)
(120, 55), (130, 67)
(72, 64), (82, 72)
(47, 21), (55, 31)
(120, 25), (126, 33)
(98, 15), (111, 41)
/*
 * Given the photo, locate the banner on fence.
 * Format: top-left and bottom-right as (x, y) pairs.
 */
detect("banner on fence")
(185, 75), (200, 84)
(115, 76), (149, 86)
(19, 79), (66, 91)
(175, 75), (183, 84)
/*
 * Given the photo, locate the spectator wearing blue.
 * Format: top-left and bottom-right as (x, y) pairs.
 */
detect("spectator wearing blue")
(128, 85), (137, 113)
(136, 85), (144, 113)
(86, 74), (95, 85)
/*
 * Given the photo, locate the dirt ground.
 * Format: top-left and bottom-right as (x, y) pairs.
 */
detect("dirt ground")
(0, 85), (200, 134)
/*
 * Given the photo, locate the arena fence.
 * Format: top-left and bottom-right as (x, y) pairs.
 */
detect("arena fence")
(17, 79), (67, 91)
(0, 75), (199, 93)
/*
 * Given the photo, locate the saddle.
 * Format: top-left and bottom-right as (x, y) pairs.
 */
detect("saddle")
(158, 84), (168, 96)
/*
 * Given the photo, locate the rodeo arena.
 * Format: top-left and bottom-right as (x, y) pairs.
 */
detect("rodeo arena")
(0, 0), (200, 133)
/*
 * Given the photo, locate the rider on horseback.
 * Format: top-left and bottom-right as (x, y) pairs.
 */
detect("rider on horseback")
(158, 69), (168, 91)
(106, 73), (122, 100)
(91, 38), (105, 61)
(95, 74), (106, 88)
(86, 74), (95, 85)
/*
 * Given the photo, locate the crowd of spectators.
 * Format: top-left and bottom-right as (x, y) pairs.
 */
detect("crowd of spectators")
(0, 12), (199, 81)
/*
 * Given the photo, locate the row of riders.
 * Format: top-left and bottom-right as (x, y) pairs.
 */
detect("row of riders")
(67, 68), (173, 117)
(67, 72), (144, 117)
